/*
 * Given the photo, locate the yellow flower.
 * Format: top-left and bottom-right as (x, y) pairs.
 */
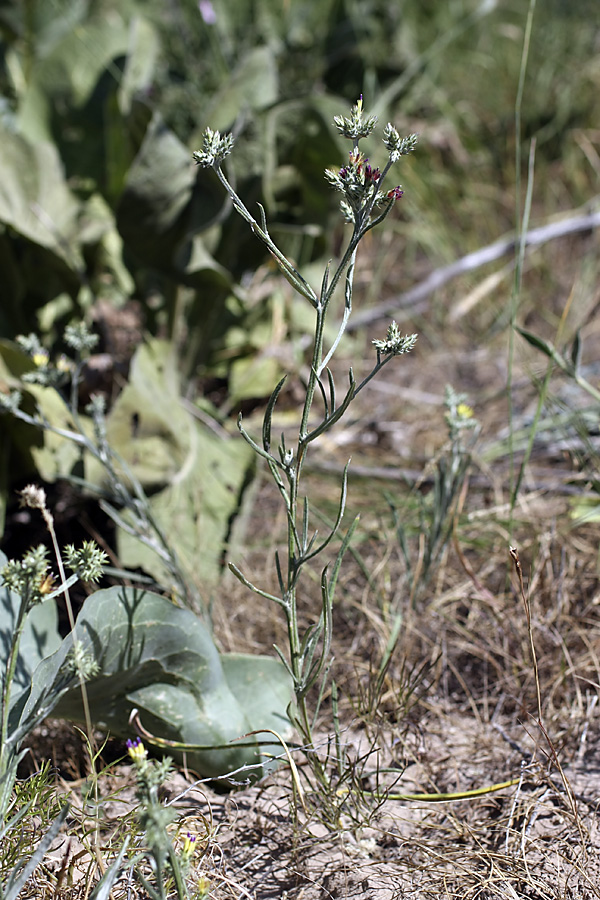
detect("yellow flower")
(126, 737), (147, 761)
(57, 355), (74, 373)
(456, 402), (474, 420)
(182, 833), (197, 857)
(32, 349), (49, 367)
(195, 875), (211, 899)
(38, 573), (55, 595)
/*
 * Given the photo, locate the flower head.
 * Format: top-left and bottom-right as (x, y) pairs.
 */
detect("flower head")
(32, 348), (49, 368)
(17, 333), (74, 388)
(193, 128), (234, 168)
(182, 832), (197, 857)
(325, 148), (383, 219)
(127, 737), (148, 762)
(386, 186), (404, 200)
(326, 102), (417, 226)
(372, 323), (418, 357)
(444, 386), (479, 439)
(64, 541), (108, 583)
(19, 484), (48, 511)
(333, 96), (378, 141)
(198, 0), (217, 24)
(57, 354), (74, 374)
(65, 322), (99, 353)
(383, 125), (418, 163)
(1, 545), (51, 606)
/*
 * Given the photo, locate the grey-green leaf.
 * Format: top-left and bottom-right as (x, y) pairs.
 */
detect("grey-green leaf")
(45, 586), (293, 778)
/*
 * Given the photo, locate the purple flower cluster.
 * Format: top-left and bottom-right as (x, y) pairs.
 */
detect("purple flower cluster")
(338, 149), (381, 189)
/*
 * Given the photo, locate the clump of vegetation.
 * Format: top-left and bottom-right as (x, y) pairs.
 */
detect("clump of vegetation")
(1, 0), (600, 897)
(194, 98), (419, 819)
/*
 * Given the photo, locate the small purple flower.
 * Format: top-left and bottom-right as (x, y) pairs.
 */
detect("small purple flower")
(364, 163), (380, 184)
(198, 0), (217, 24)
(387, 186), (404, 200)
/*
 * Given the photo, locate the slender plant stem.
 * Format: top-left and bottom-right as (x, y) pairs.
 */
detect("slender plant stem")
(507, 0), (537, 524)
(195, 102), (419, 810)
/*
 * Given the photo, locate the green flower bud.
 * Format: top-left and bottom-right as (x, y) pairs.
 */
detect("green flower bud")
(193, 128), (235, 168)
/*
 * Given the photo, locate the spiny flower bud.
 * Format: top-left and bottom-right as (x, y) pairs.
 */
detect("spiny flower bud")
(193, 128), (234, 168)
(1, 545), (50, 605)
(65, 322), (99, 353)
(64, 541), (109, 583)
(383, 125), (418, 163)
(372, 323), (418, 357)
(333, 96), (378, 141)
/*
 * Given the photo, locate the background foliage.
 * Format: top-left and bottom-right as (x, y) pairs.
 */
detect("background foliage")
(0, 0), (599, 586)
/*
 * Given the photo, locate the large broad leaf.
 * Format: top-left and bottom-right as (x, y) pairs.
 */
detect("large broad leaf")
(0, 342), (84, 526)
(26, 384), (87, 483)
(13, 3), (132, 142)
(202, 46), (278, 131)
(116, 112), (229, 277)
(117, 15), (161, 117)
(47, 586), (293, 778)
(0, 573), (292, 778)
(0, 0), (90, 61)
(116, 112), (196, 268)
(0, 124), (81, 271)
(87, 338), (256, 590)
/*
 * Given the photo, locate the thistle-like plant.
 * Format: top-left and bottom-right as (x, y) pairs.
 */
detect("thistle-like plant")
(1, 326), (200, 610)
(0, 487), (107, 810)
(123, 738), (207, 900)
(194, 99), (418, 804)
(387, 385), (480, 608)
(0, 488), (111, 898)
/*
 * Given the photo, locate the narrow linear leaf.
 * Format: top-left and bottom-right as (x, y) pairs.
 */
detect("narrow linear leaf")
(326, 367), (336, 413)
(315, 370), (330, 419)
(262, 375), (287, 453)
(305, 371), (356, 443)
(320, 259), (331, 300)
(517, 327), (566, 367)
(299, 620), (323, 664)
(328, 514), (360, 602)
(301, 496), (310, 552)
(303, 460), (350, 562)
(228, 562), (285, 606)
(89, 838), (131, 900)
(0, 798), (33, 843)
(238, 413), (281, 467)
(273, 643), (295, 681)
(274, 550), (286, 597)
(305, 569), (333, 691)
(3, 805), (70, 900)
